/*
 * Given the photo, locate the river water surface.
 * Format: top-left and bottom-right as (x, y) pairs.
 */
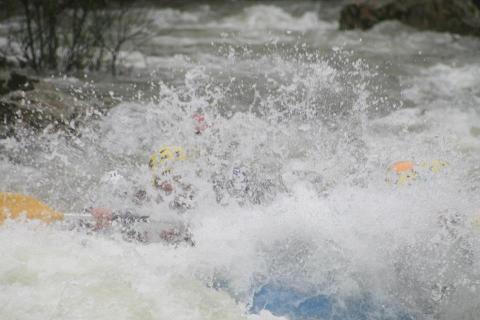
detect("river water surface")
(1, 2), (480, 320)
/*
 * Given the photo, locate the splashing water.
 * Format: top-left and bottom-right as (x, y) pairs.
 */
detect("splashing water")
(1, 2), (480, 320)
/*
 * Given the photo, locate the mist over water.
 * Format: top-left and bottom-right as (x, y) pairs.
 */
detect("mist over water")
(1, 2), (480, 319)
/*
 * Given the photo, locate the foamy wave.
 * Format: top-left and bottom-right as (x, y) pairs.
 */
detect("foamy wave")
(403, 63), (480, 106)
(217, 5), (331, 32)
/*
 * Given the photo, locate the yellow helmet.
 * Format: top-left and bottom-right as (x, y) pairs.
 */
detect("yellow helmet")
(149, 146), (186, 172)
(472, 215), (480, 229)
(418, 159), (449, 173)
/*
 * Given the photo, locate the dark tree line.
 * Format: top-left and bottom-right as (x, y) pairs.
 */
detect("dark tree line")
(2, 0), (151, 75)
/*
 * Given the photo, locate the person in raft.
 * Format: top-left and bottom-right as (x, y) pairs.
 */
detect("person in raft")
(89, 113), (209, 244)
(0, 143), (199, 246)
(87, 146), (193, 244)
(386, 159), (449, 185)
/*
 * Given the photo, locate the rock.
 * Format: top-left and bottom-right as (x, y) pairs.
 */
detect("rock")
(0, 80), (101, 138)
(339, 0), (480, 37)
(0, 71), (38, 95)
(6, 71), (38, 92)
(0, 72), (7, 95)
(0, 55), (6, 69)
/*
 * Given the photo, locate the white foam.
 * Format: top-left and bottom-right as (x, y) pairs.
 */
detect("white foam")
(217, 5), (330, 32)
(1, 3), (480, 318)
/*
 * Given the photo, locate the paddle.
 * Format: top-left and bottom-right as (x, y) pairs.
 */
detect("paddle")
(0, 192), (109, 225)
(0, 192), (195, 245)
(0, 192), (67, 224)
(0, 192), (146, 225)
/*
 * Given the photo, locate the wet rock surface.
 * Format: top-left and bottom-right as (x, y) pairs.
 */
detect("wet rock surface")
(339, 0), (480, 37)
(0, 72), (104, 138)
(3, 71), (38, 93)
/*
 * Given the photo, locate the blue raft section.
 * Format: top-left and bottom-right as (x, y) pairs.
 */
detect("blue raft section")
(250, 283), (415, 320)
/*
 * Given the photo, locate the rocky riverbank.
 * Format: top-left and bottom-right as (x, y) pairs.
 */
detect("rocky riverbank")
(2, 0), (480, 140)
(0, 70), (110, 139)
(339, 0), (480, 37)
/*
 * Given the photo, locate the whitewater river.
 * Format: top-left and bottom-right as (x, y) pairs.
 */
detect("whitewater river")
(1, 2), (480, 319)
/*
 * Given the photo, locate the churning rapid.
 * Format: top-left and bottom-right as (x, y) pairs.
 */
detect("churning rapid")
(1, 2), (480, 320)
